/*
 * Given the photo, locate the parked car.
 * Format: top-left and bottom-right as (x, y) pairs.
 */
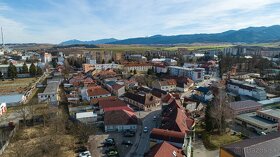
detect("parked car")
(123, 130), (135, 137)
(143, 126), (148, 133)
(121, 140), (133, 146)
(107, 149), (119, 157)
(102, 138), (115, 147)
(153, 116), (157, 121)
(79, 151), (91, 157)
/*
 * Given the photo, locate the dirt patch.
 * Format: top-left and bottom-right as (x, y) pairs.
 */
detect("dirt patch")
(0, 78), (37, 94)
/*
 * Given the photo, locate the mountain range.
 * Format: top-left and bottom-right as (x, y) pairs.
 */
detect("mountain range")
(60, 38), (118, 45)
(60, 25), (280, 45)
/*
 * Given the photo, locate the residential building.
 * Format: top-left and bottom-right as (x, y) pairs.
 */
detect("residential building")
(43, 52), (52, 63)
(227, 100), (262, 116)
(168, 66), (205, 82)
(124, 92), (160, 111)
(153, 64), (168, 74)
(150, 128), (186, 148)
(86, 87), (111, 100)
(126, 54), (147, 62)
(152, 79), (177, 92)
(104, 109), (138, 132)
(38, 78), (61, 104)
(151, 58), (177, 66)
(235, 112), (278, 134)
(192, 87), (213, 102)
(76, 112), (97, 125)
(145, 141), (185, 157)
(220, 132), (280, 157)
(97, 98), (133, 114)
(123, 62), (153, 73)
(176, 77), (194, 92)
(227, 79), (267, 101)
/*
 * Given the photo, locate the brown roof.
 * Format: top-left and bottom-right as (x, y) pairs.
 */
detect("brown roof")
(87, 88), (110, 97)
(104, 109), (138, 125)
(124, 92), (159, 106)
(150, 128), (185, 144)
(90, 96), (117, 104)
(159, 79), (177, 86)
(145, 141), (184, 157)
(99, 99), (127, 109)
(111, 84), (124, 90)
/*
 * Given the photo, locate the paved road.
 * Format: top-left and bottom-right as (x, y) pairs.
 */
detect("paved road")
(127, 109), (161, 157)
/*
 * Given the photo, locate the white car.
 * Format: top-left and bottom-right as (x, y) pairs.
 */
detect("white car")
(79, 151), (91, 157)
(143, 126), (148, 133)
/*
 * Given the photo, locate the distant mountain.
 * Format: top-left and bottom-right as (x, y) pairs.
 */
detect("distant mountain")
(109, 25), (280, 44)
(60, 38), (118, 45)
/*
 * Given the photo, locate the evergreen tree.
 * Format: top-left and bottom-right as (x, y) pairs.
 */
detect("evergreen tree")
(0, 71), (2, 78)
(7, 62), (17, 79)
(29, 63), (37, 77)
(102, 59), (105, 64)
(22, 62), (29, 74)
(204, 103), (214, 132)
(133, 69), (137, 75)
(36, 66), (43, 76)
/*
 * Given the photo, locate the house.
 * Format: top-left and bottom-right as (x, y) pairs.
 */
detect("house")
(150, 128), (186, 148)
(145, 141), (185, 157)
(152, 79), (177, 92)
(124, 78), (139, 89)
(86, 87), (111, 100)
(220, 132), (280, 157)
(176, 77), (194, 92)
(192, 87), (213, 102)
(124, 92), (160, 111)
(98, 98), (133, 114)
(104, 79), (126, 97)
(227, 79), (267, 101)
(153, 64), (168, 74)
(76, 112), (97, 125)
(227, 100), (262, 116)
(38, 78), (61, 104)
(151, 58), (177, 66)
(104, 109), (138, 132)
(183, 98), (203, 113)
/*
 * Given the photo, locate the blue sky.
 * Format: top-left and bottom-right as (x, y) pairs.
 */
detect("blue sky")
(0, 0), (280, 43)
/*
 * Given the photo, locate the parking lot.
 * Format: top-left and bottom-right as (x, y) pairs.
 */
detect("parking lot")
(88, 130), (137, 157)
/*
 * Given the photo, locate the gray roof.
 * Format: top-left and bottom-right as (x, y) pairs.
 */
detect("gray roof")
(228, 100), (262, 110)
(258, 109), (280, 119)
(222, 132), (280, 157)
(236, 112), (277, 128)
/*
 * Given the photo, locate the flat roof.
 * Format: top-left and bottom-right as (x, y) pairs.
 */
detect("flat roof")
(76, 112), (97, 119)
(236, 112), (277, 127)
(41, 82), (59, 94)
(258, 109), (280, 119)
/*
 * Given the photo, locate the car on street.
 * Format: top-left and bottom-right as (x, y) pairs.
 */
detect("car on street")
(121, 140), (133, 146)
(79, 150), (91, 157)
(153, 116), (157, 121)
(102, 138), (115, 147)
(143, 126), (148, 133)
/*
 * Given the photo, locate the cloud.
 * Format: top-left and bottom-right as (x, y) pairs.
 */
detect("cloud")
(1, 0), (280, 43)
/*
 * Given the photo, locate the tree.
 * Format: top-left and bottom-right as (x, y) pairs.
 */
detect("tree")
(22, 62), (29, 74)
(133, 69), (137, 75)
(36, 66), (43, 76)
(0, 71), (2, 78)
(29, 63), (37, 77)
(204, 103), (214, 132)
(7, 62), (17, 79)
(102, 59), (105, 64)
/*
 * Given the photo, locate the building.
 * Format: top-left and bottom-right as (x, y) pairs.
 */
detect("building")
(227, 79), (267, 101)
(126, 54), (147, 62)
(43, 53), (52, 63)
(152, 79), (177, 92)
(168, 66), (205, 82)
(176, 77), (194, 92)
(192, 87), (213, 102)
(124, 92), (160, 111)
(0, 63), (36, 77)
(257, 109), (280, 131)
(123, 62), (153, 73)
(38, 78), (61, 104)
(97, 98), (133, 114)
(145, 141), (185, 157)
(104, 109), (138, 132)
(235, 112), (278, 134)
(220, 132), (280, 157)
(151, 58), (177, 66)
(76, 112), (97, 125)
(228, 100), (262, 116)
(153, 64), (168, 74)
(86, 87), (111, 100)
(150, 128), (186, 148)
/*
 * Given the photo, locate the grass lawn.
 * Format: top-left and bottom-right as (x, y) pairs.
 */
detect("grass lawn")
(0, 77), (37, 94)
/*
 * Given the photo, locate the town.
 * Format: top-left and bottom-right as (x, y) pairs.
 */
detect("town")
(0, 42), (279, 157)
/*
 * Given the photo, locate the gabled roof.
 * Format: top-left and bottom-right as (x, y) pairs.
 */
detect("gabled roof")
(104, 109), (138, 125)
(159, 79), (177, 86)
(111, 84), (124, 90)
(221, 132), (280, 157)
(98, 99), (127, 109)
(145, 141), (184, 157)
(87, 88), (110, 97)
(228, 100), (262, 110)
(150, 128), (185, 144)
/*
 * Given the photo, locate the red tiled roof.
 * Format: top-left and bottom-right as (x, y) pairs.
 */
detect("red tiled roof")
(150, 128), (185, 144)
(103, 106), (134, 112)
(162, 93), (173, 103)
(145, 141), (184, 157)
(90, 96), (117, 104)
(87, 88), (110, 97)
(104, 109), (138, 125)
(99, 99), (127, 108)
(159, 79), (177, 86)
(111, 84), (124, 90)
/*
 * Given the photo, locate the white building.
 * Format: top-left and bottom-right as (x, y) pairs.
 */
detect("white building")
(151, 58), (177, 66)
(227, 79), (267, 101)
(76, 112), (97, 125)
(38, 78), (61, 104)
(94, 63), (121, 70)
(43, 53), (52, 63)
(168, 66), (205, 82)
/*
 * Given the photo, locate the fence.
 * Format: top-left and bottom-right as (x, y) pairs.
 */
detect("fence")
(0, 123), (19, 155)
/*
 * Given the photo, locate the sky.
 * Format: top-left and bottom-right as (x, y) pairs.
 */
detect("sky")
(0, 0), (280, 44)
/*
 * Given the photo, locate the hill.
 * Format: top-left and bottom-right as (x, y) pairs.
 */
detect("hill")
(60, 38), (118, 45)
(109, 25), (280, 44)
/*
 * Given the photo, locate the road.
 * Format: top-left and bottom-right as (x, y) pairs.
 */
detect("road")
(127, 108), (161, 157)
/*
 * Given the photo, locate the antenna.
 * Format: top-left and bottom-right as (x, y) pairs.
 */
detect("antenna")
(1, 27), (4, 47)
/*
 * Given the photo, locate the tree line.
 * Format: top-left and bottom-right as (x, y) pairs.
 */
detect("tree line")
(6, 62), (43, 79)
